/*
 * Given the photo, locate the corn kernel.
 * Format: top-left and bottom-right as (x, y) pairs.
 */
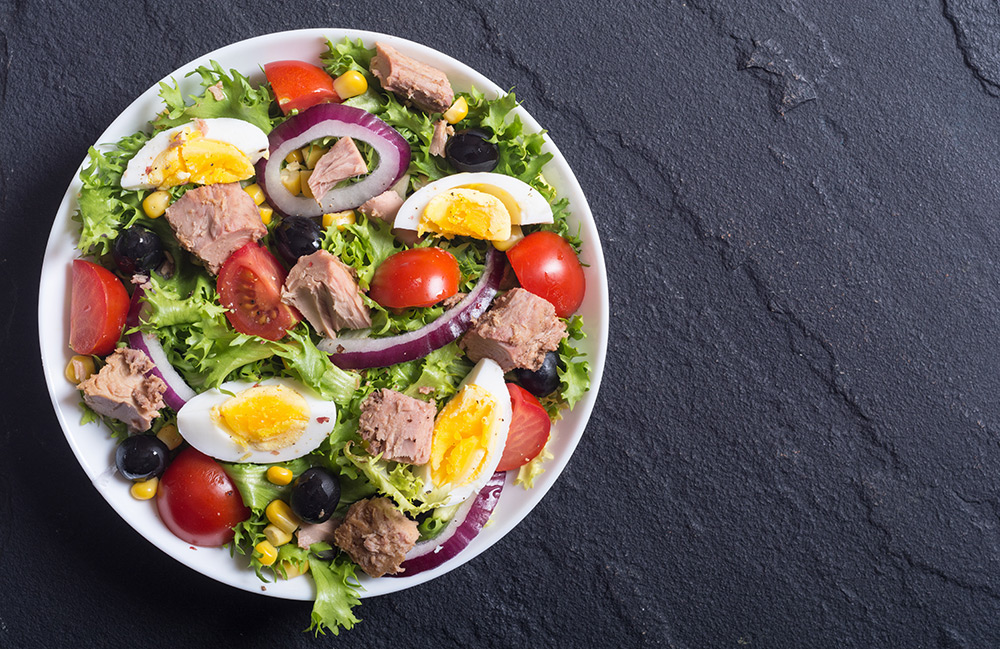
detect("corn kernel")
(255, 540), (278, 566)
(266, 499), (301, 535)
(264, 524), (292, 548)
(280, 560), (310, 579)
(244, 183), (265, 205)
(333, 70), (369, 100)
(65, 355), (95, 384)
(300, 169), (315, 199)
(142, 190), (171, 219)
(322, 210), (356, 229)
(156, 424), (183, 451)
(280, 167), (302, 195)
(258, 204), (274, 226)
(130, 477), (158, 500)
(443, 96), (469, 124)
(284, 149), (304, 165)
(303, 145), (327, 170)
(492, 224), (525, 252)
(267, 466), (294, 486)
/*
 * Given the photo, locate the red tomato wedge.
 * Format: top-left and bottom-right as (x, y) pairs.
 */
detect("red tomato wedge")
(497, 383), (551, 472)
(156, 448), (250, 547)
(369, 247), (461, 309)
(217, 243), (300, 341)
(69, 259), (129, 356)
(506, 231), (586, 318)
(264, 60), (340, 115)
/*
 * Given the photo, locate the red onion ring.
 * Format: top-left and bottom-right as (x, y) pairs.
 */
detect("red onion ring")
(125, 282), (196, 411)
(255, 103), (410, 217)
(393, 472), (506, 577)
(317, 246), (503, 369)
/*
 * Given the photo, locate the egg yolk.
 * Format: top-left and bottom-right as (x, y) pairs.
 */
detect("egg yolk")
(147, 129), (255, 189)
(460, 183), (523, 225)
(212, 385), (310, 452)
(429, 384), (497, 489)
(419, 188), (512, 241)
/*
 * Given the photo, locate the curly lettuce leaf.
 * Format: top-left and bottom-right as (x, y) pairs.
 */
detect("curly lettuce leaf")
(342, 443), (444, 515)
(153, 61), (274, 133)
(307, 556), (362, 636)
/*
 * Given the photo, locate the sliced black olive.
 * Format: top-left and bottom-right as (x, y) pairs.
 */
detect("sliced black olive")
(290, 467), (341, 524)
(445, 128), (499, 173)
(512, 351), (560, 398)
(112, 225), (165, 275)
(274, 215), (322, 265)
(115, 435), (170, 481)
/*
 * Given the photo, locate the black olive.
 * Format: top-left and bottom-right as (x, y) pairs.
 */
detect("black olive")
(445, 128), (499, 173)
(512, 351), (560, 398)
(274, 215), (323, 265)
(115, 435), (170, 481)
(290, 467), (341, 524)
(112, 225), (165, 275)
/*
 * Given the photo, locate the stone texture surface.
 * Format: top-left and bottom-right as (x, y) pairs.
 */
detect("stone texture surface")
(5, 0), (1000, 647)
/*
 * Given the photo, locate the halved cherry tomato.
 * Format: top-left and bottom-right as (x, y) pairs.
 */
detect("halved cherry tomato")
(496, 383), (551, 472)
(264, 60), (340, 115)
(368, 248), (461, 309)
(506, 231), (586, 318)
(156, 448), (251, 547)
(217, 243), (300, 341)
(69, 260), (129, 356)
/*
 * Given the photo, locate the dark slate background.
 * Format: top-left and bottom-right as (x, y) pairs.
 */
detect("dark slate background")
(3, 0), (1000, 647)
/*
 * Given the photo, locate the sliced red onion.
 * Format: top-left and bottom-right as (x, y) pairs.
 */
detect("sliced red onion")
(318, 247), (503, 368)
(255, 103), (410, 217)
(393, 472), (506, 577)
(125, 283), (196, 411)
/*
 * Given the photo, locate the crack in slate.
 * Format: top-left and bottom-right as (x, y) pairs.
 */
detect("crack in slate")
(941, 0), (1000, 97)
(742, 38), (818, 115)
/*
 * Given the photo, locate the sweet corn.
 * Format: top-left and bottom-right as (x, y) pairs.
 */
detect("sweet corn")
(280, 167), (302, 195)
(130, 477), (158, 500)
(258, 204), (274, 226)
(442, 96), (469, 125)
(322, 210), (356, 229)
(255, 540), (278, 566)
(492, 224), (524, 252)
(284, 149), (305, 165)
(303, 145), (327, 170)
(280, 560), (310, 579)
(266, 466), (294, 486)
(300, 169), (315, 199)
(244, 183), (265, 205)
(264, 524), (292, 548)
(266, 499), (301, 535)
(333, 70), (368, 100)
(156, 424), (183, 451)
(65, 355), (95, 384)
(142, 190), (171, 219)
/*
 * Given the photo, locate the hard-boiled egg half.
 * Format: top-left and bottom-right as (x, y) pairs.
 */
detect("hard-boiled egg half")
(176, 378), (336, 463)
(419, 358), (512, 506)
(121, 118), (269, 190)
(394, 172), (553, 242)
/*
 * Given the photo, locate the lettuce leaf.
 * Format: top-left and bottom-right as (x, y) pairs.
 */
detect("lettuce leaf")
(307, 556), (362, 636)
(153, 61), (274, 133)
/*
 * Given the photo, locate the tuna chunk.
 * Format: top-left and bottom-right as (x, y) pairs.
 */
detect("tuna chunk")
(429, 119), (454, 157)
(333, 498), (419, 577)
(78, 348), (167, 433)
(370, 42), (455, 114)
(357, 389), (436, 465)
(164, 182), (265, 274)
(459, 288), (567, 372)
(296, 518), (341, 550)
(307, 137), (368, 200)
(359, 190), (405, 224)
(281, 250), (371, 338)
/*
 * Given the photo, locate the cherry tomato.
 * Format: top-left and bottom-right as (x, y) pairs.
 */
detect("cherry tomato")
(69, 260), (129, 356)
(496, 383), (551, 472)
(368, 248), (461, 309)
(264, 60), (339, 115)
(217, 243), (301, 341)
(506, 231), (586, 318)
(156, 448), (251, 547)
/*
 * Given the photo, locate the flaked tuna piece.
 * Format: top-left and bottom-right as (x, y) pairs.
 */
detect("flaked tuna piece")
(459, 287), (567, 372)
(333, 497), (419, 577)
(296, 518), (341, 550)
(359, 190), (405, 224)
(281, 250), (371, 338)
(164, 182), (265, 274)
(370, 42), (455, 114)
(429, 119), (454, 157)
(357, 389), (436, 465)
(78, 348), (167, 433)
(307, 137), (368, 200)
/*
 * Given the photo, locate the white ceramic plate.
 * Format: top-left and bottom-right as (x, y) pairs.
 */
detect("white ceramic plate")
(38, 28), (608, 602)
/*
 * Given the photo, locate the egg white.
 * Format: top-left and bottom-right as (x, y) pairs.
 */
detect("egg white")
(393, 172), (554, 234)
(176, 378), (337, 464)
(419, 358), (512, 506)
(121, 117), (269, 190)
